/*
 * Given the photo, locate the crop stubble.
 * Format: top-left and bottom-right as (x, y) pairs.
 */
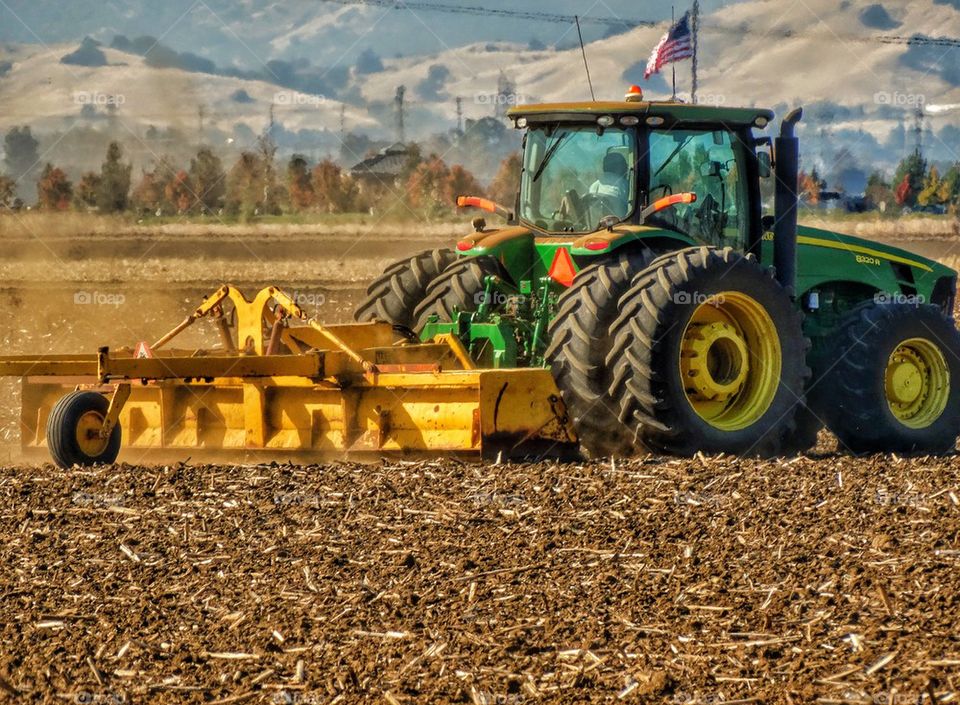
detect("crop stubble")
(1, 455), (959, 703)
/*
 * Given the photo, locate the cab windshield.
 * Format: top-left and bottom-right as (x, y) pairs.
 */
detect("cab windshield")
(520, 125), (637, 233)
(644, 128), (749, 249)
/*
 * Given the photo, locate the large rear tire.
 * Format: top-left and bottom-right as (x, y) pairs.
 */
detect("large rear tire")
(821, 302), (960, 454)
(606, 246), (810, 457)
(354, 248), (457, 329)
(46, 391), (122, 469)
(545, 247), (656, 457)
(412, 255), (510, 331)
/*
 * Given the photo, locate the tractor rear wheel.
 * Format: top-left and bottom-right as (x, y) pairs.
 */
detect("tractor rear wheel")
(413, 255), (510, 331)
(46, 390), (122, 468)
(821, 302), (960, 454)
(606, 246), (810, 457)
(545, 247), (655, 457)
(354, 248), (457, 329)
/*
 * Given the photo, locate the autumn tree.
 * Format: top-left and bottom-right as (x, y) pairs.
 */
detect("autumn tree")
(865, 171), (892, 210)
(445, 164), (482, 205)
(892, 153), (926, 208)
(287, 154), (314, 211)
(918, 165), (944, 207)
(164, 170), (194, 213)
(37, 163), (73, 210)
(0, 175), (15, 209)
(74, 171), (101, 209)
(189, 147), (225, 213)
(312, 159), (358, 213)
(407, 157), (450, 211)
(131, 172), (163, 213)
(96, 141), (132, 213)
(488, 153), (521, 207)
(225, 152), (266, 217)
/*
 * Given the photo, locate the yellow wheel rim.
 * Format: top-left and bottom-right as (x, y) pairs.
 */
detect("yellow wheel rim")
(885, 337), (949, 429)
(75, 410), (109, 457)
(679, 292), (781, 431)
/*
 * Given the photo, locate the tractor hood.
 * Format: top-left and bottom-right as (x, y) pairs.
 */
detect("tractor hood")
(796, 225), (952, 278)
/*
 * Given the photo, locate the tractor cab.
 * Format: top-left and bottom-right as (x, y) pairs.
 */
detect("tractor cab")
(510, 92), (775, 254)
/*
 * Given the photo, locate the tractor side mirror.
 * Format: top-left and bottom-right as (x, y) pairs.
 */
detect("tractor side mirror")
(757, 151), (772, 178)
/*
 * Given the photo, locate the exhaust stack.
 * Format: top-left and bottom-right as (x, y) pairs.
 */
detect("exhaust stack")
(773, 107), (803, 294)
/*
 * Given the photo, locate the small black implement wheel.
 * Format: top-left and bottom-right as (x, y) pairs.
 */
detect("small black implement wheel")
(354, 248), (457, 329)
(821, 302), (960, 454)
(46, 391), (122, 468)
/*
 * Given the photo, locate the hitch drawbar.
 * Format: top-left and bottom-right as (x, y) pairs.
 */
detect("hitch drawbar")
(0, 285), (577, 466)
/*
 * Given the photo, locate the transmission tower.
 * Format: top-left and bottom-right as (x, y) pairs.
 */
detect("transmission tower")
(395, 86), (407, 144)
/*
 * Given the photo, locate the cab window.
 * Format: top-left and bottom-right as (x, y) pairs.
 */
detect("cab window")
(520, 126), (637, 233)
(645, 129), (748, 249)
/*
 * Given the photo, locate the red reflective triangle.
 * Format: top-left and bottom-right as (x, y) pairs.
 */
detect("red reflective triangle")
(135, 341), (154, 359)
(548, 247), (577, 287)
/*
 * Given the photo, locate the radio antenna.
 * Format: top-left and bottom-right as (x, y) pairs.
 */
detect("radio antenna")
(575, 16), (596, 101)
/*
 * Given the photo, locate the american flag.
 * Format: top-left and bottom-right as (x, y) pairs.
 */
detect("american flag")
(644, 11), (694, 79)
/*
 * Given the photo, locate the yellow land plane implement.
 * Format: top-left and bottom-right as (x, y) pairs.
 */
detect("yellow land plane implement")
(0, 286), (577, 467)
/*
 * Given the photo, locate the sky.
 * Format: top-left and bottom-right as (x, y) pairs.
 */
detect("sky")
(0, 0), (742, 66)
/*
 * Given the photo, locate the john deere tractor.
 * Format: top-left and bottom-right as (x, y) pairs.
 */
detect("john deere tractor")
(355, 90), (960, 457)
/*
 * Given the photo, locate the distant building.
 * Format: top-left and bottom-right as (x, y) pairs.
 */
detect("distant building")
(349, 143), (411, 192)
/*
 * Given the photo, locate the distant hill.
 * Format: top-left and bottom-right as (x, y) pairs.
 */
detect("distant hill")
(0, 0), (959, 193)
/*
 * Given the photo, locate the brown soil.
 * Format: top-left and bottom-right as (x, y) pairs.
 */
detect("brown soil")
(1, 219), (959, 703)
(1, 455), (958, 704)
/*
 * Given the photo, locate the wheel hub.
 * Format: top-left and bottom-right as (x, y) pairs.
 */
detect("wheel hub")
(678, 291), (781, 432)
(75, 410), (109, 457)
(681, 321), (750, 402)
(885, 338), (950, 428)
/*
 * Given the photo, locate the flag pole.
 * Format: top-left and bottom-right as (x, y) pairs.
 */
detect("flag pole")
(691, 0), (700, 104)
(671, 6), (677, 100)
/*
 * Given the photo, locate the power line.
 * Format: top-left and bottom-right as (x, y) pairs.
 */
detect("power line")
(319, 0), (652, 28)
(319, 0), (960, 49)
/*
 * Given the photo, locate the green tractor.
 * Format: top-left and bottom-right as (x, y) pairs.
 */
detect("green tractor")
(355, 92), (960, 457)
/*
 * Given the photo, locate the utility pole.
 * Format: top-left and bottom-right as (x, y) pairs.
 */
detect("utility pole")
(455, 96), (463, 134)
(913, 106), (924, 159)
(197, 105), (205, 149)
(691, 0), (700, 104)
(395, 86), (406, 145)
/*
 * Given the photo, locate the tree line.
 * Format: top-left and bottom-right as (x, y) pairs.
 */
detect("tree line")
(0, 126), (521, 219)
(800, 153), (960, 214)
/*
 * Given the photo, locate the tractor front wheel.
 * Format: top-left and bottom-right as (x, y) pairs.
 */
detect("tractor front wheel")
(46, 391), (122, 468)
(413, 255), (510, 331)
(545, 247), (655, 457)
(606, 247), (810, 457)
(353, 248), (457, 330)
(821, 302), (960, 454)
